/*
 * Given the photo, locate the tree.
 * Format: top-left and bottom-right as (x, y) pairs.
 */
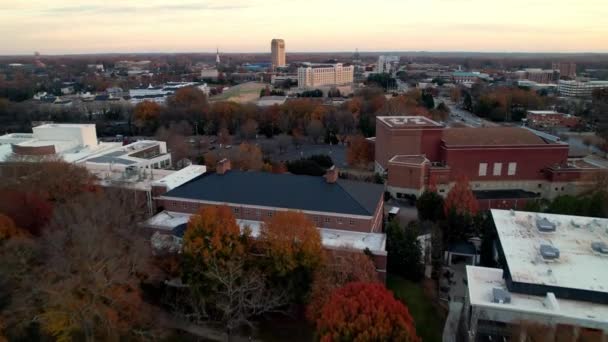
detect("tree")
(133, 100), (161, 134)
(416, 190), (445, 222)
(346, 135), (373, 168)
(165, 87), (208, 124)
(421, 91), (435, 109)
(260, 211), (323, 277)
(0, 214), (24, 242)
(307, 249), (378, 322)
(317, 282), (420, 342)
(444, 176), (479, 217)
(386, 221), (424, 281)
(276, 133), (291, 154)
(450, 87), (461, 104)
(182, 206), (247, 287)
(307, 119), (324, 144)
(230, 143), (264, 171)
(156, 121), (192, 167)
(0, 190), (53, 236)
(240, 118), (258, 140)
(1, 190), (157, 341)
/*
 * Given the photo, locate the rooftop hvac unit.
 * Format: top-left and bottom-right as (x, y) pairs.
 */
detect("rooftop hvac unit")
(492, 288), (511, 304)
(540, 244), (560, 260)
(536, 217), (556, 232)
(591, 242), (608, 254)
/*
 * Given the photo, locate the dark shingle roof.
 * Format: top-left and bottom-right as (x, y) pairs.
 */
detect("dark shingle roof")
(163, 171), (383, 216)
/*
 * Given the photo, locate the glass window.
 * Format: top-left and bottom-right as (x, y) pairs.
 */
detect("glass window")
(508, 162), (517, 176)
(478, 163), (487, 176)
(493, 163), (502, 176)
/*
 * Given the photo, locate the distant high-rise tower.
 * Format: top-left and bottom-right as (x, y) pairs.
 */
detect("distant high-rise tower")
(271, 39), (286, 70)
(216, 48), (221, 66)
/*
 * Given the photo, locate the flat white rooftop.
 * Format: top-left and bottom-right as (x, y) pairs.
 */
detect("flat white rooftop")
(377, 116), (442, 128)
(151, 165), (206, 191)
(491, 209), (608, 295)
(466, 266), (608, 330)
(145, 211), (386, 254)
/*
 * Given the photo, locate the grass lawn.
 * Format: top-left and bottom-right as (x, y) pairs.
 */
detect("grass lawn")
(387, 275), (444, 342)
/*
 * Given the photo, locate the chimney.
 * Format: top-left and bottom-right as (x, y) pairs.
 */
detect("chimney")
(324, 165), (338, 184)
(217, 158), (231, 175)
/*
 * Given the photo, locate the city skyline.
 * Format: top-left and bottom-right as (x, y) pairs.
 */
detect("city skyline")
(1, 0), (607, 55)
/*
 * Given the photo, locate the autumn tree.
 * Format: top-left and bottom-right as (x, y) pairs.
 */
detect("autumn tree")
(0, 214), (24, 242)
(133, 100), (161, 134)
(444, 176), (479, 217)
(0, 190), (53, 236)
(317, 282), (420, 342)
(179, 206), (287, 333)
(156, 121), (192, 167)
(307, 249), (378, 322)
(0, 190), (158, 341)
(260, 211), (323, 277)
(230, 143), (264, 171)
(165, 86), (208, 124)
(240, 118), (258, 140)
(347, 135), (373, 168)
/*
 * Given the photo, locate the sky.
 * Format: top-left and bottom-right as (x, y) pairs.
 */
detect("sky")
(1, 0), (607, 55)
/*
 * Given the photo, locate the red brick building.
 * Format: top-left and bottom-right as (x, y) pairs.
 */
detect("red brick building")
(147, 161), (388, 276)
(375, 116), (606, 205)
(525, 110), (580, 129)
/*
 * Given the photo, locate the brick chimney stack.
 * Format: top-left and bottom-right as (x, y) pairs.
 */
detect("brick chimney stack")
(324, 165), (338, 184)
(217, 158), (231, 175)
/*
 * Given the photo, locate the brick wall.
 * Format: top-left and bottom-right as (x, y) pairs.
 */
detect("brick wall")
(160, 198), (377, 233)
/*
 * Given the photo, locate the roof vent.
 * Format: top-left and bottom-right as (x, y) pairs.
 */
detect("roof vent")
(536, 217), (556, 232)
(543, 292), (560, 311)
(509, 209), (515, 216)
(591, 242), (608, 255)
(540, 244), (560, 260)
(492, 288), (511, 304)
(571, 220), (581, 228)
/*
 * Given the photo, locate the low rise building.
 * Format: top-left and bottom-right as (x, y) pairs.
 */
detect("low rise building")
(129, 82), (209, 105)
(375, 116), (607, 206)
(145, 161), (388, 276)
(452, 71), (490, 85)
(558, 80), (608, 97)
(463, 210), (608, 341)
(525, 110), (580, 129)
(297, 63), (354, 89)
(514, 68), (560, 84)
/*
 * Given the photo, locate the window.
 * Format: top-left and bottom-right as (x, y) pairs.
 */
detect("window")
(478, 163), (488, 176)
(267, 211), (273, 217)
(324, 217), (330, 223)
(508, 162), (517, 176)
(349, 219), (355, 225)
(493, 163), (502, 176)
(233, 207), (239, 214)
(337, 218), (343, 225)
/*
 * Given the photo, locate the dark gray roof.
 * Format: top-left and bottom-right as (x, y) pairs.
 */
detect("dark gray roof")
(163, 171), (384, 216)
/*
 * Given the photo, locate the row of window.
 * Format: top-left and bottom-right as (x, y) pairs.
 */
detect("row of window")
(478, 162), (517, 177)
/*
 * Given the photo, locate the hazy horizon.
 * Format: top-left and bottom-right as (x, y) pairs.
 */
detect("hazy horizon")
(1, 0), (607, 55)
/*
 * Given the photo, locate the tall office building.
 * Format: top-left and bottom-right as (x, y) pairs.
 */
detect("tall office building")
(271, 39), (286, 69)
(552, 62), (577, 79)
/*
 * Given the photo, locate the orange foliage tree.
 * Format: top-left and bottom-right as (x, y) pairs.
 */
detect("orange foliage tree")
(346, 135), (373, 168)
(444, 176), (479, 217)
(259, 211), (323, 277)
(230, 143), (264, 171)
(133, 100), (161, 132)
(306, 250), (378, 322)
(182, 206), (248, 276)
(0, 213), (25, 242)
(317, 282), (420, 342)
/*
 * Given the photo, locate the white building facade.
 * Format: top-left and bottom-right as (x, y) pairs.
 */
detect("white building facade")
(297, 64), (354, 88)
(377, 55), (400, 74)
(558, 80), (608, 97)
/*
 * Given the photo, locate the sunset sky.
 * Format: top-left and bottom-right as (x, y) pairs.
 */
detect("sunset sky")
(1, 0), (607, 55)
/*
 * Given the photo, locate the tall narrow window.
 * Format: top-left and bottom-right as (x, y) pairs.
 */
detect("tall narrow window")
(493, 163), (502, 176)
(508, 162), (517, 176)
(478, 163), (488, 176)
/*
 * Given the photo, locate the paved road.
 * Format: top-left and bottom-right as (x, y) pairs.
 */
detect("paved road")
(442, 99), (499, 128)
